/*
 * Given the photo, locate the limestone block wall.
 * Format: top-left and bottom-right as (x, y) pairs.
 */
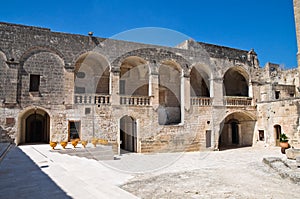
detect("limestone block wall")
(257, 99), (300, 147)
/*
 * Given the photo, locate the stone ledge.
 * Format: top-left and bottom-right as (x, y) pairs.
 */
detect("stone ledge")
(263, 157), (300, 184)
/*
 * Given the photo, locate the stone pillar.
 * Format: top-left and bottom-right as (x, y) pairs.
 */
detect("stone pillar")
(228, 124), (232, 145)
(64, 70), (74, 105)
(238, 124), (242, 146)
(111, 67), (120, 106)
(149, 71), (159, 109)
(211, 78), (224, 106)
(294, 0), (300, 67)
(183, 74), (191, 112)
(180, 72), (185, 123)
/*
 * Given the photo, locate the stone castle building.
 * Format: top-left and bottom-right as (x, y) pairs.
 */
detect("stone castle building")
(0, 0), (300, 153)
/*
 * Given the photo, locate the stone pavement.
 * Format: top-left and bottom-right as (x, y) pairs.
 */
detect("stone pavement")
(0, 143), (137, 199)
(1, 144), (300, 199)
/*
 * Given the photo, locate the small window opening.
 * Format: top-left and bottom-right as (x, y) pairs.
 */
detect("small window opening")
(275, 91), (280, 99)
(29, 74), (40, 92)
(258, 130), (264, 141)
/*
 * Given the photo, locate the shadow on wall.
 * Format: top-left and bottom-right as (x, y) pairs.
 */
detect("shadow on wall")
(0, 145), (72, 198)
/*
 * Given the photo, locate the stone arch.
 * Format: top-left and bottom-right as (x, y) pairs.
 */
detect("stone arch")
(74, 51), (110, 94)
(120, 115), (137, 153)
(19, 46), (65, 66)
(19, 49), (65, 103)
(17, 106), (51, 145)
(190, 64), (212, 97)
(111, 48), (191, 76)
(219, 111), (256, 150)
(223, 66), (250, 97)
(158, 59), (181, 125)
(119, 56), (149, 96)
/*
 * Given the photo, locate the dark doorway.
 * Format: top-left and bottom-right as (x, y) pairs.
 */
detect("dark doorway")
(274, 125), (281, 146)
(68, 121), (80, 141)
(25, 112), (49, 143)
(231, 122), (239, 144)
(120, 116), (137, 152)
(206, 130), (211, 148)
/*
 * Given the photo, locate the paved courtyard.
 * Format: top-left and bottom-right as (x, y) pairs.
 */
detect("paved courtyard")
(0, 143), (299, 198)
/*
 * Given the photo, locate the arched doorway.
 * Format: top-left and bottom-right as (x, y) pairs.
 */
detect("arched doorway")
(219, 112), (255, 150)
(274, 124), (281, 146)
(120, 116), (137, 152)
(24, 110), (50, 143)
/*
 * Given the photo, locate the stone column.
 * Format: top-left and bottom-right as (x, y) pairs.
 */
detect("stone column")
(228, 124), (232, 145)
(111, 67), (120, 106)
(184, 74), (191, 112)
(238, 124), (242, 146)
(294, 0), (300, 67)
(149, 69), (159, 109)
(211, 78), (224, 106)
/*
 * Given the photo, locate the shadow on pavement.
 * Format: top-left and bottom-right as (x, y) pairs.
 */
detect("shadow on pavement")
(0, 145), (71, 199)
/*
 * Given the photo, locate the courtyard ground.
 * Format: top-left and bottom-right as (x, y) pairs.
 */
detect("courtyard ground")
(0, 143), (299, 198)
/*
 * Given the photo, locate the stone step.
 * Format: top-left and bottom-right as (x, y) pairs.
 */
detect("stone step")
(54, 145), (114, 160)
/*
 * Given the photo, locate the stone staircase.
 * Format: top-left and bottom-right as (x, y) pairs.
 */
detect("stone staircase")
(54, 145), (114, 160)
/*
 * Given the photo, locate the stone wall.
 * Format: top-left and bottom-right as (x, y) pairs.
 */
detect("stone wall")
(0, 21), (299, 153)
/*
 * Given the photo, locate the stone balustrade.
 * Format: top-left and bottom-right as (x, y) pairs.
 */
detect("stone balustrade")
(74, 94), (110, 105)
(225, 96), (252, 106)
(191, 97), (212, 106)
(120, 96), (151, 106)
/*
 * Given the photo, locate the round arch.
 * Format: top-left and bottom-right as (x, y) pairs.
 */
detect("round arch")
(74, 51), (110, 95)
(19, 46), (65, 66)
(158, 59), (182, 125)
(219, 111), (256, 150)
(119, 56), (149, 96)
(190, 64), (212, 97)
(223, 66), (250, 97)
(17, 106), (51, 145)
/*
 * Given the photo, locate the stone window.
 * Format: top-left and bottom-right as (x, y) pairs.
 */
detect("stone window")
(29, 74), (40, 92)
(275, 91), (280, 99)
(119, 80), (125, 95)
(258, 130), (264, 141)
(68, 121), (80, 141)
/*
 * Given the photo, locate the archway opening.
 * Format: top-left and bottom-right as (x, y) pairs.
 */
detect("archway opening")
(120, 116), (137, 152)
(274, 124), (282, 146)
(74, 52), (110, 95)
(223, 67), (249, 96)
(190, 67), (210, 97)
(119, 56), (149, 96)
(219, 112), (255, 150)
(158, 60), (181, 125)
(24, 109), (50, 143)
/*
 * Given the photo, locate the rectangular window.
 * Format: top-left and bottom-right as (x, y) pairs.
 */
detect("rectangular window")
(29, 74), (40, 92)
(275, 91), (280, 99)
(68, 121), (80, 141)
(258, 130), (264, 141)
(119, 80), (125, 95)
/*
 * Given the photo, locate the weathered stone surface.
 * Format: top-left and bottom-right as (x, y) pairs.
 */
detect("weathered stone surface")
(286, 148), (300, 160)
(0, 6), (300, 154)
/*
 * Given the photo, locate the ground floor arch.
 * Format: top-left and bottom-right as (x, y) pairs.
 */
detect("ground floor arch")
(120, 115), (137, 152)
(219, 111), (256, 150)
(19, 107), (50, 144)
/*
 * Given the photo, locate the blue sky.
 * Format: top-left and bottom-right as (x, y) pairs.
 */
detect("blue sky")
(0, 0), (297, 68)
